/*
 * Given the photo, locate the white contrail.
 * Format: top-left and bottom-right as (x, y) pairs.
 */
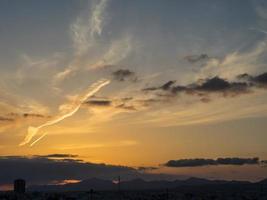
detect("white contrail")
(20, 79), (110, 146)
(30, 132), (47, 147)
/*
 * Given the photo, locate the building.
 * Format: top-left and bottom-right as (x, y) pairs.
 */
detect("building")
(14, 179), (26, 193)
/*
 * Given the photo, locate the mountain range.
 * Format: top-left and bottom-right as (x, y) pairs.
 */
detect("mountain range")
(28, 177), (267, 191)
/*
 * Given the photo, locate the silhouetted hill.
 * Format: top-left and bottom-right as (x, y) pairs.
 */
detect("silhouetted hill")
(28, 177), (254, 191)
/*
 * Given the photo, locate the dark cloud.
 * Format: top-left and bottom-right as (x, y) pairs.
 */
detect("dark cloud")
(161, 81), (176, 90)
(23, 113), (46, 118)
(164, 157), (259, 167)
(184, 54), (209, 63)
(143, 81), (176, 92)
(252, 72), (267, 86)
(35, 154), (78, 158)
(194, 77), (250, 96)
(143, 72), (267, 100)
(196, 77), (231, 91)
(216, 157), (259, 165)
(84, 99), (112, 107)
(83, 96), (139, 111)
(165, 159), (216, 167)
(144, 77), (250, 97)
(237, 72), (267, 86)
(112, 69), (137, 82)
(236, 73), (252, 80)
(0, 155), (138, 185)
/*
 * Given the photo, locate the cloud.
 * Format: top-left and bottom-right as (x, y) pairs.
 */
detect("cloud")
(0, 155), (138, 185)
(237, 72), (267, 88)
(54, 68), (76, 83)
(53, 0), (110, 83)
(143, 72), (267, 99)
(89, 0), (108, 37)
(84, 99), (112, 107)
(54, 0), (133, 84)
(22, 113), (47, 118)
(115, 103), (137, 111)
(112, 69), (137, 82)
(143, 81), (176, 91)
(89, 37), (132, 70)
(35, 154), (78, 159)
(81, 95), (139, 123)
(197, 40), (267, 80)
(164, 157), (260, 167)
(254, 72), (267, 82)
(193, 77), (249, 96)
(184, 54), (209, 63)
(71, 0), (108, 55)
(216, 158), (260, 165)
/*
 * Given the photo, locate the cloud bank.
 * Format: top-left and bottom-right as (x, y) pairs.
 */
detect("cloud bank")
(0, 155), (136, 185)
(164, 157), (260, 167)
(143, 72), (267, 100)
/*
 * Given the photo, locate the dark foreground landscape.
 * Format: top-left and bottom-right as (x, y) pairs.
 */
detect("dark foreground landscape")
(1, 177), (267, 200)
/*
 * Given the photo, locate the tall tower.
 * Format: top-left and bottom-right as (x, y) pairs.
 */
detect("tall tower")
(14, 179), (26, 194)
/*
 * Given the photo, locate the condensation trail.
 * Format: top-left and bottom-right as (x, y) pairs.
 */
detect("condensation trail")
(30, 132), (47, 147)
(20, 79), (110, 146)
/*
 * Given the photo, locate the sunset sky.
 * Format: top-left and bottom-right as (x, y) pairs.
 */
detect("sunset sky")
(1, 0), (267, 187)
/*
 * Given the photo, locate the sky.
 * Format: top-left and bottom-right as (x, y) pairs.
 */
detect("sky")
(1, 0), (267, 187)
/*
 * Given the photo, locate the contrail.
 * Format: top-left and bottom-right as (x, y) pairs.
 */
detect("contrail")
(30, 132), (47, 147)
(20, 79), (110, 146)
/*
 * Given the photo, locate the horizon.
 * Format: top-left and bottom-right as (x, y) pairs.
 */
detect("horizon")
(1, 0), (267, 190)
(1, 175), (267, 192)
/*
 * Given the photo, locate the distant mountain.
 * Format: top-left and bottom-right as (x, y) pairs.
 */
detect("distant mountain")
(28, 177), (252, 192)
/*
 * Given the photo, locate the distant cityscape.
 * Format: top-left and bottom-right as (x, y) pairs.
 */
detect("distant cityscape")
(1, 177), (267, 200)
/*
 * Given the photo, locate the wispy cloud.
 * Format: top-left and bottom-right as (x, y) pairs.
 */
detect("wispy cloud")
(54, 0), (133, 85)
(71, 0), (108, 56)
(197, 40), (267, 80)
(89, 36), (132, 70)
(53, 0), (109, 83)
